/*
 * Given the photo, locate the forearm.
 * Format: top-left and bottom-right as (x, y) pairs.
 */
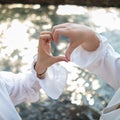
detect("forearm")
(70, 35), (120, 89)
(81, 29), (100, 52)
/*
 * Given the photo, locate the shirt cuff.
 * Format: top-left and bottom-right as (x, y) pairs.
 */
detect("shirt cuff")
(32, 55), (68, 99)
(70, 34), (107, 69)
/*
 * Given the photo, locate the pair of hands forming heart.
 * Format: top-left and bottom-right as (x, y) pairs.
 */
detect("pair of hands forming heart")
(35, 23), (100, 75)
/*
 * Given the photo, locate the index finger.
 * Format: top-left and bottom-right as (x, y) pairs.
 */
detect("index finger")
(52, 28), (70, 43)
(52, 23), (71, 33)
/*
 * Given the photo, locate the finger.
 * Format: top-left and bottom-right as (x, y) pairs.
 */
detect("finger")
(52, 24), (66, 33)
(40, 31), (52, 35)
(39, 34), (52, 41)
(52, 23), (71, 41)
(65, 46), (72, 61)
(52, 28), (70, 43)
(65, 43), (79, 61)
(39, 34), (51, 54)
(39, 31), (53, 41)
(51, 56), (69, 64)
(52, 23), (71, 33)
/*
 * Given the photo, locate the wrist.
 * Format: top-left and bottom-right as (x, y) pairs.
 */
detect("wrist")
(34, 62), (47, 79)
(36, 68), (47, 79)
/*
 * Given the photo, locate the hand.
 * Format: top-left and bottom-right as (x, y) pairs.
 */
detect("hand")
(35, 31), (67, 77)
(52, 23), (100, 60)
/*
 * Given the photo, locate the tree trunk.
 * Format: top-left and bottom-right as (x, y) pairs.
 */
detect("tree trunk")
(0, 0), (120, 7)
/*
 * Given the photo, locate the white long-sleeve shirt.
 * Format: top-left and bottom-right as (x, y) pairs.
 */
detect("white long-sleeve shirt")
(0, 58), (67, 120)
(71, 35), (120, 89)
(70, 35), (120, 120)
(1, 34), (120, 120)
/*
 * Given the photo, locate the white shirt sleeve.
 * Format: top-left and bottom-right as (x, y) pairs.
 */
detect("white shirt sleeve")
(0, 71), (40, 105)
(37, 64), (67, 99)
(32, 55), (68, 100)
(70, 34), (120, 89)
(1, 57), (67, 105)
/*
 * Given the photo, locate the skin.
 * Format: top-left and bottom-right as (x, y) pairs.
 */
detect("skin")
(35, 23), (100, 78)
(52, 23), (100, 61)
(34, 31), (67, 78)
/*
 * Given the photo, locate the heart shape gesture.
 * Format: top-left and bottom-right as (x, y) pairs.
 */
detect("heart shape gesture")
(52, 23), (100, 60)
(35, 31), (68, 75)
(35, 23), (100, 74)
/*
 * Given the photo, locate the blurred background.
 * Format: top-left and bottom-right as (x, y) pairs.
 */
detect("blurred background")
(0, 3), (120, 120)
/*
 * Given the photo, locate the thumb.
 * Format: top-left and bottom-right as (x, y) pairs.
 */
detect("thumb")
(65, 43), (78, 61)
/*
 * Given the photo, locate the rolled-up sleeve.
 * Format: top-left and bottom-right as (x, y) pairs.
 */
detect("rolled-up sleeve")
(0, 71), (40, 105)
(2, 57), (67, 105)
(70, 35), (120, 89)
(32, 56), (68, 100)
